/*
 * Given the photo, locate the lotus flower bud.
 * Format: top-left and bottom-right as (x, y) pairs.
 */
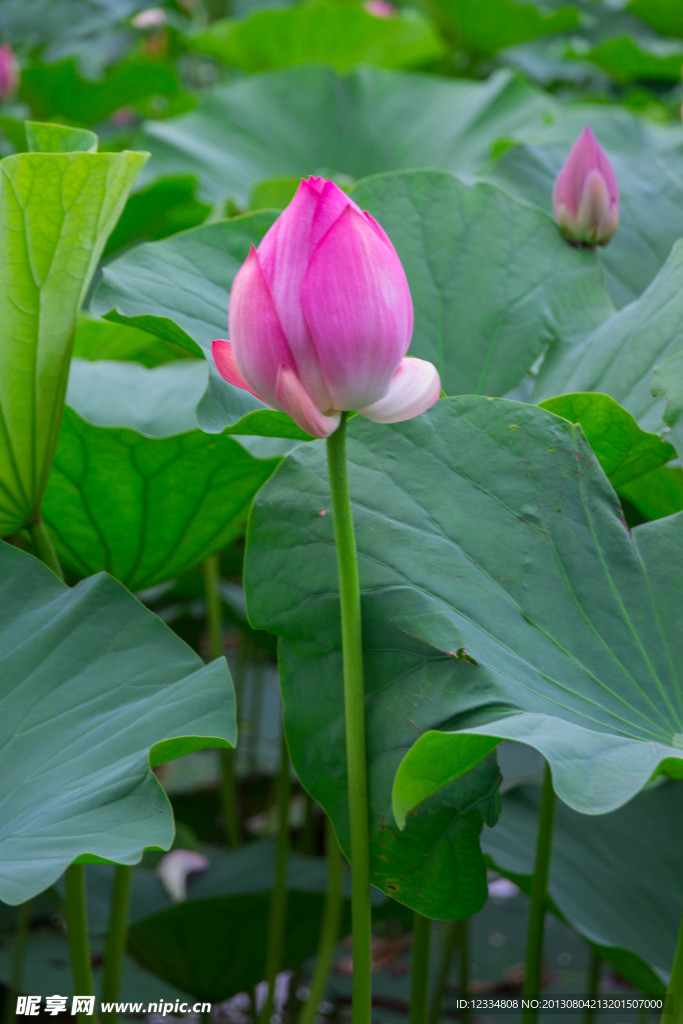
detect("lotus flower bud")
(552, 127), (619, 248)
(0, 44), (19, 102)
(364, 1), (397, 17)
(213, 177), (440, 438)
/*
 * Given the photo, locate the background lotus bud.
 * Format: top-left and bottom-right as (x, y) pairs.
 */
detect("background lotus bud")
(364, 1), (397, 17)
(0, 44), (19, 102)
(552, 126), (619, 247)
(213, 176), (440, 438)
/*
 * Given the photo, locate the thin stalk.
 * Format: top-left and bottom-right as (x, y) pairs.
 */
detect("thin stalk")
(429, 921), (460, 1024)
(664, 905), (683, 1024)
(521, 763), (557, 1024)
(410, 914), (432, 1024)
(29, 519), (63, 579)
(100, 865), (133, 1024)
(297, 817), (344, 1024)
(582, 949), (601, 1024)
(258, 729), (291, 1024)
(326, 414), (372, 1024)
(65, 865), (97, 1024)
(202, 555), (241, 847)
(460, 918), (470, 1024)
(5, 900), (31, 1021)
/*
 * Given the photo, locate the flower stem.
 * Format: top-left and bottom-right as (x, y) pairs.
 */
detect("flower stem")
(410, 914), (432, 1024)
(65, 865), (97, 1024)
(258, 728), (291, 1024)
(664, 905), (683, 1024)
(5, 899), (31, 1021)
(582, 948), (602, 1024)
(326, 413), (373, 1024)
(460, 917), (470, 1024)
(202, 555), (241, 848)
(298, 816), (344, 1024)
(28, 519), (63, 580)
(428, 921), (456, 1024)
(100, 865), (133, 1024)
(521, 762), (557, 1024)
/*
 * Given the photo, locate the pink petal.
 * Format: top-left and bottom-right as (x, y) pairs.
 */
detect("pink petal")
(157, 849), (210, 903)
(228, 246), (294, 408)
(358, 357), (440, 424)
(212, 339), (263, 399)
(275, 365), (340, 438)
(553, 126), (618, 219)
(301, 205), (413, 411)
(576, 169), (617, 245)
(308, 178), (362, 255)
(256, 180), (333, 411)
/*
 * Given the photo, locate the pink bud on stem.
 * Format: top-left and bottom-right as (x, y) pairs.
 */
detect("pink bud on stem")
(552, 127), (619, 248)
(213, 176), (440, 438)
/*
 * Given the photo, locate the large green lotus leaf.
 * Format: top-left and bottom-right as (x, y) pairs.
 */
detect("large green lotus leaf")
(92, 213), (276, 360)
(25, 120), (98, 154)
(0, 541), (235, 905)
(245, 397), (683, 857)
(0, 146), (147, 538)
(137, 66), (555, 204)
(351, 171), (610, 397)
(72, 317), (194, 366)
(579, 34), (683, 84)
(653, 349), (683, 460)
(190, 3), (444, 72)
(19, 56), (183, 126)
(428, 0), (578, 56)
(0, 0), (144, 57)
(534, 242), (683, 436)
(620, 466), (683, 524)
(627, 0), (683, 38)
(103, 175), (211, 259)
(538, 393), (675, 489)
(490, 140), (683, 308)
(127, 842), (356, 1001)
(483, 780), (682, 988)
(41, 360), (282, 590)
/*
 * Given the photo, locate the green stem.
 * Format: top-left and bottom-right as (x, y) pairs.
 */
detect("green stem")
(6, 900), (31, 1021)
(258, 728), (291, 1024)
(29, 519), (64, 579)
(202, 555), (241, 848)
(410, 914), (432, 1024)
(298, 817), (344, 1024)
(65, 865), (97, 1024)
(100, 866), (133, 1024)
(460, 918), (470, 1024)
(582, 949), (602, 1024)
(664, 906), (683, 1024)
(429, 921), (460, 1024)
(326, 414), (373, 1024)
(521, 762), (557, 1024)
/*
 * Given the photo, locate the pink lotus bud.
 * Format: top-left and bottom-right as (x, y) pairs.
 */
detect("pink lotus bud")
(0, 44), (19, 102)
(213, 177), (440, 438)
(364, 0), (397, 17)
(552, 127), (619, 247)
